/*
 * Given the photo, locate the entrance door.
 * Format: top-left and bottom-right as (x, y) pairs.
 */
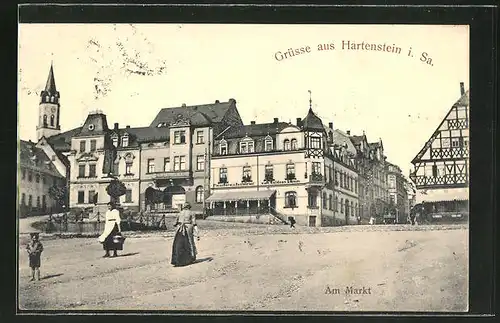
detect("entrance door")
(309, 216), (317, 227)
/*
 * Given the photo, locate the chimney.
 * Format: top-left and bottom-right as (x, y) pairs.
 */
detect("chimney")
(114, 123), (119, 130)
(460, 82), (465, 95)
(296, 118), (302, 126)
(250, 121), (256, 125)
(346, 130), (350, 135)
(215, 100), (220, 103)
(126, 125), (130, 129)
(328, 122), (333, 129)
(273, 118), (279, 123)
(182, 103), (186, 107)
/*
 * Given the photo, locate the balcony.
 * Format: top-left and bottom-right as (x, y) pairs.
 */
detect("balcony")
(306, 172), (325, 187)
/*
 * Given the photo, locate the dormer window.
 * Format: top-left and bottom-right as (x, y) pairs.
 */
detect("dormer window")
(264, 136), (273, 151)
(111, 134), (118, 147)
(283, 139), (290, 151)
(121, 134), (129, 147)
(291, 138), (298, 150)
(220, 140), (228, 155)
(240, 137), (254, 153)
(310, 135), (321, 149)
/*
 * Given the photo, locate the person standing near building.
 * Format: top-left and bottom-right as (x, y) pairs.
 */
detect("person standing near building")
(98, 202), (124, 258)
(26, 233), (43, 281)
(171, 202), (198, 267)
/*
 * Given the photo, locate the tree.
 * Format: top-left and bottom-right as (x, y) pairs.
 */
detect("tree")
(48, 185), (68, 209)
(106, 178), (127, 204)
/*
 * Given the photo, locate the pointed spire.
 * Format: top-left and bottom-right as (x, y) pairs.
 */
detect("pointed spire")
(44, 63), (57, 93)
(308, 90), (312, 110)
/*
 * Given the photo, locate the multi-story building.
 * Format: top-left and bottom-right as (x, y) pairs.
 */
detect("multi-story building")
(349, 133), (389, 221)
(208, 108), (359, 227)
(386, 161), (408, 223)
(409, 82), (469, 221)
(18, 140), (66, 217)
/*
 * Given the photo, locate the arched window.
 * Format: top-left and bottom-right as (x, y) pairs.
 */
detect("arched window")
(50, 96), (55, 103)
(43, 115), (48, 127)
(264, 136), (273, 151)
(121, 134), (129, 147)
(195, 186), (204, 203)
(219, 140), (228, 155)
(285, 191), (297, 208)
(291, 138), (298, 150)
(50, 115), (55, 126)
(283, 139), (290, 151)
(112, 134), (119, 147)
(239, 137), (254, 153)
(45, 95), (50, 102)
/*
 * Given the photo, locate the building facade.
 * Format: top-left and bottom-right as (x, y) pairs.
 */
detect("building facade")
(386, 161), (408, 223)
(208, 109), (359, 227)
(409, 82), (469, 221)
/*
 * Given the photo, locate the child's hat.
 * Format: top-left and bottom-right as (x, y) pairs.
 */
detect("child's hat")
(29, 232), (39, 238)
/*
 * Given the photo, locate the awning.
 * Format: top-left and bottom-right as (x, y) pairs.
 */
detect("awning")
(416, 187), (469, 204)
(206, 189), (276, 202)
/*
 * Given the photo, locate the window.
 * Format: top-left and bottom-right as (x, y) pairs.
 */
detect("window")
(162, 158), (170, 172)
(28, 195), (33, 207)
(432, 165), (438, 177)
(43, 115), (48, 127)
(195, 186), (204, 203)
(113, 162), (119, 176)
(50, 115), (55, 127)
(335, 171), (339, 186)
(291, 139), (298, 150)
(89, 164), (96, 178)
(285, 191), (297, 208)
(78, 165), (86, 178)
(286, 163), (296, 180)
(451, 137), (460, 148)
(329, 194), (333, 210)
(340, 198), (344, 213)
(265, 164), (274, 182)
(196, 155), (205, 171)
(78, 191), (85, 204)
(125, 189), (132, 203)
(42, 175), (46, 184)
(220, 140), (228, 155)
(35, 174), (40, 183)
(90, 140), (97, 152)
(240, 140), (254, 153)
(121, 135), (129, 147)
(88, 190), (95, 204)
(242, 166), (252, 182)
(308, 190), (318, 208)
(322, 192), (327, 208)
(283, 139), (290, 151)
(112, 136), (118, 147)
(147, 159), (155, 173)
(196, 131), (204, 144)
(265, 138), (273, 151)
(22, 169), (26, 180)
(21, 193), (26, 206)
(79, 140), (86, 152)
(390, 195), (396, 205)
(310, 136), (321, 149)
(36, 196), (40, 208)
(350, 201), (354, 216)
(125, 163), (132, 175)
(174, 156), (186, 171)
(312, 162), (321, 175)
(174, 130), (186, 144)
(219, 167), (228, 184)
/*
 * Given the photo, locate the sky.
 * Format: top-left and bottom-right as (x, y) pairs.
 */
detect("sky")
(18, 24), (469, 176)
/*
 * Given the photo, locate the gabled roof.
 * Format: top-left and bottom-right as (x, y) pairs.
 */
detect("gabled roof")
(411, 89), (470, 164)
(223, 122), (291, 139)
(19, 140), (64, 178)
(150, 99), (236, 128)
(302, 108), (324, 131)
(46, 127), (82, 152)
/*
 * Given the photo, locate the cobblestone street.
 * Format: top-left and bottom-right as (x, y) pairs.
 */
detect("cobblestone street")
(18, 222), (468, 312)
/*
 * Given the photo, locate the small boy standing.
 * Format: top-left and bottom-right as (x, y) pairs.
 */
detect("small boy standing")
(26, 233), (43, 281)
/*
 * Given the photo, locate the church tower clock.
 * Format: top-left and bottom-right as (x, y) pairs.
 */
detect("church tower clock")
(36, 63), (61, 140)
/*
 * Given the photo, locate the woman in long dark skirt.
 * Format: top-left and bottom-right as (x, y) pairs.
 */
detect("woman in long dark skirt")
(171, 202), (197, 267)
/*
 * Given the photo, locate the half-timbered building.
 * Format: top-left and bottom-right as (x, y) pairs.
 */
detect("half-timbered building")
(409, 82), (469, 221)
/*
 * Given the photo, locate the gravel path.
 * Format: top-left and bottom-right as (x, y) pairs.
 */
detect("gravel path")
(18, 225), (468, 312)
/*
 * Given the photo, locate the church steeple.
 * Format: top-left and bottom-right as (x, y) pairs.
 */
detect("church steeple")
(37, 63), (62, 140)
